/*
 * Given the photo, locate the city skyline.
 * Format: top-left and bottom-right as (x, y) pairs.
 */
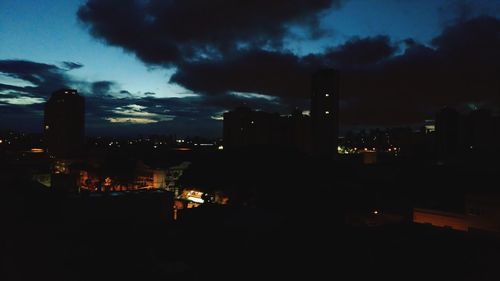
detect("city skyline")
(1, 0), (499, 137)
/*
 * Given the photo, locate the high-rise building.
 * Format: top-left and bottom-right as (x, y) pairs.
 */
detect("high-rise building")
(43, 89), (85, 159)
(223, 107), (310, 152)
(311, 69), (339, 158)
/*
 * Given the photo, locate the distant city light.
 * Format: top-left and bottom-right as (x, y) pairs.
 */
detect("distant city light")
(325, 94), (329, 97)
(373, 210), (379, 215)
(0, 139), (2, 144)
(325, 111), (330, 115)
(218, 145), (224, 150)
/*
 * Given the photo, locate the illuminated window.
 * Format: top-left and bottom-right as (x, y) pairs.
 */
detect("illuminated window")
(325, 111), (330, 115)
(325, 94), (329, 97)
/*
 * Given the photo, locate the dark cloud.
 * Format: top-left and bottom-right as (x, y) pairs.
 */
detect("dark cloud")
(0, 59), (276, 136)
(173, 17), (500, 127)
(0, 82), (26, 92)
(91, 80), (116, 96)
(0, 60), (69, 95)
(339, 16), (500, 126)
(3, 12), (499, 135)
(78, 0), (344, 64)
(0, 60), (74, 132)
(324, 35), (397, 67)
(171, 50), (315, 98)
(119, 90), (133, 97)
(61, 61), (84, 70)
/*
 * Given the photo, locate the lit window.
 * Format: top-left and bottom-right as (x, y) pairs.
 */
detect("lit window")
(325, 111), (330, 115)
(325, 94), (329, 97)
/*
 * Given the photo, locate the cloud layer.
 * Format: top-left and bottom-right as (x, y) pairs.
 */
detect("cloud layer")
(77, 0), (500, 128)
(0, 59), (281, 136)
(1, 1), (499, 136)
(78, 0), (343, 64)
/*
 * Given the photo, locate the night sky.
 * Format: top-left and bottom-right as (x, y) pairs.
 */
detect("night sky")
(1, 0), (499, 137)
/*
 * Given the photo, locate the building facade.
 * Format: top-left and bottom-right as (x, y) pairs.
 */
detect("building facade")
(311, 69), (339, 158)
(43, 89), (85, 159)
(223, 107), (310, 152)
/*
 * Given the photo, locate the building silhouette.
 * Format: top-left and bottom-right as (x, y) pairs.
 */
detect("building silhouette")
(223, 107), (280, 148)
(223, 107), (310, 152)
(223, 69), (339, 155)
(43, 89), (85, 159)
(463, 109), (495, 152)
(435, 107), (460, 159)
(435, 107), (500, 160)
(311, 69), (339, 158)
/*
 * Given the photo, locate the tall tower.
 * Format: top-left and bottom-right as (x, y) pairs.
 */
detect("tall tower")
(311, 69), (339, 158)
(44, 89), (85, 159)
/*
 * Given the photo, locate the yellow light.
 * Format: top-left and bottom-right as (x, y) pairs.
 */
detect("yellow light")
(187, 196), (204, 203)
(30, 148), (44, 153)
